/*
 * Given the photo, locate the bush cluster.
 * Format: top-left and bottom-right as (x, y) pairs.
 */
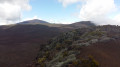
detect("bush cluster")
(37, 57), (46, 67)
(67, 55), (99, 67)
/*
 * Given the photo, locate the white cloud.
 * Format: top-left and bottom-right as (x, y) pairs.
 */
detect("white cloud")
(0, 0), (31, 25)
(113, 14), (120, 22)
(111, 14), (120, 25)
(79, 0), (117, 24)
(59, 0), (120, 25)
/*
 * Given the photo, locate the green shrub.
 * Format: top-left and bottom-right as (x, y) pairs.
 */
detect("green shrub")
(56, 43), (63, 50)
(73, 36), (80, 41)
(64, 40), (72, 45)
(72, 60), (79, 66)
(37, 57), (46, 67)
(63, 51), (69, 57)
(89, 31), (104, 37)
(44, 51), (52, 60)
(69, 55), (99, 67)
(88, 55), (99, 67)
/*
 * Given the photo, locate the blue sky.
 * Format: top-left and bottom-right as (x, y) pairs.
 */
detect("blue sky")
(21, 0), (120, 24)
(22, 0), (81, 24)
(0, 0), (120, 25)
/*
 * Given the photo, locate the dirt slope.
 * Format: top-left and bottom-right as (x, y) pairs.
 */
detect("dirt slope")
(0, 24), (67, 67)
(79, 39), (120, 67)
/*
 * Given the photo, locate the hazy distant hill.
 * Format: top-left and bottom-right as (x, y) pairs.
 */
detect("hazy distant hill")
(19, 19), (49, 24)
(62, 21), (95, 29)
(19, 20), (95, 29)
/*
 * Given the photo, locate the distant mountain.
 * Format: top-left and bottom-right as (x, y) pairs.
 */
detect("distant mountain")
(70, 21), (95, 27)
(62, 21), (95, 29)
(19, 19), (96, 29)
(19, 19), (49, 24)
(77, 21), (95, 26)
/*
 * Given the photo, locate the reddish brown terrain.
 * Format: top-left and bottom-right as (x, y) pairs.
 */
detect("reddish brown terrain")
(79, 39), (120, 67)
(0, 24), (67, 67)
(0, 20), (98, 67)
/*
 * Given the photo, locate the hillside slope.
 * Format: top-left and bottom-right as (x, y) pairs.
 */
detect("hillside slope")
(79, 39), (120, 67)
(33, 25), (120, 67)
(0, 24), (67, 67)
(0, 21), (96, 67)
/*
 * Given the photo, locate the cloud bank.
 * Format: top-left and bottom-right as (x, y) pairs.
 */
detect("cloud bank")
(59, 0), (120, 25)
(0, 0), (31, 25)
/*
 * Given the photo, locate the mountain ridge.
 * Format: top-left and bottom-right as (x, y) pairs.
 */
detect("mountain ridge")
(19, 19), (49, 24)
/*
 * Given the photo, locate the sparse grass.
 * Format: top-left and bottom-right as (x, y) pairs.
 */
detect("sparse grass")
(64, 40), (73, 45)
(70, 55), (99, 67)
(62, 51), (69, 57)
(37, 57), (46, 67)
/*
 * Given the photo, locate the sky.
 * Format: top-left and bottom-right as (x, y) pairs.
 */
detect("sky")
(0, 0), (120, 25)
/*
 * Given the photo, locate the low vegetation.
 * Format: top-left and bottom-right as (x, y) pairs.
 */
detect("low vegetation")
(33, 25), (120, 67)
(71, 55), (99, 67)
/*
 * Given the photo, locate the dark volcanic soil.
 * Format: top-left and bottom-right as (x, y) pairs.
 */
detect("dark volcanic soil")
(79, 39), (120, 67)
(0, 24), (68, 67)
